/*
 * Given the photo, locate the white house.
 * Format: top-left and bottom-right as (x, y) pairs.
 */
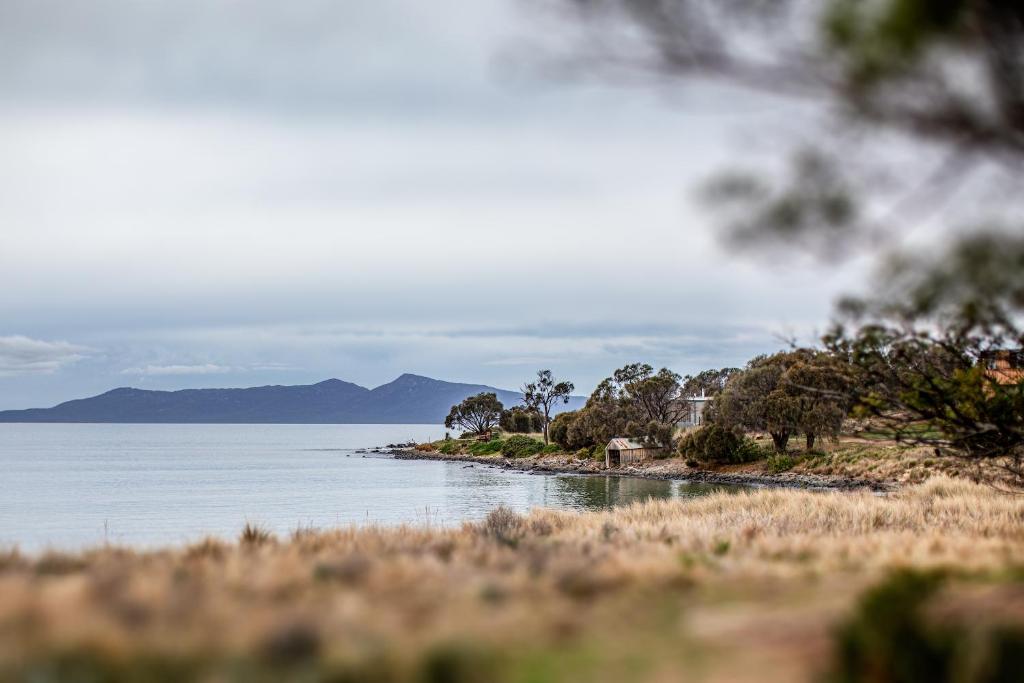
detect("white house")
(678, 391), (711, 428)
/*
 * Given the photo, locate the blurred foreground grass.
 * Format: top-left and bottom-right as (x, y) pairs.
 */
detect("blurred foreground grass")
(1, 478), (1023, 682)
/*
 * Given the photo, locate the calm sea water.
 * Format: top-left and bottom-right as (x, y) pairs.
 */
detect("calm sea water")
(0, 424), (735, 551)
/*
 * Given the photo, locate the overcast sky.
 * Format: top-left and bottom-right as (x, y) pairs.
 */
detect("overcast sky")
(0, 0), (863, 409)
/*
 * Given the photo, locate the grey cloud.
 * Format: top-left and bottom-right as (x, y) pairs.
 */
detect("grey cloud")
(0, 335), (87, 376)
(119, 364), (234, 376)
(0, 0), (515, 113)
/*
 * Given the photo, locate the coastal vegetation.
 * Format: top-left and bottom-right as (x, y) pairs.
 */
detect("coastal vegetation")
(2, 478), (1022, 682)
(431, 323), (1024, 488)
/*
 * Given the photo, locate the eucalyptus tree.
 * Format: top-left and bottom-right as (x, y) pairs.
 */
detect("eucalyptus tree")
(522, 370), (575, 444)
(445, 393), (504, 436)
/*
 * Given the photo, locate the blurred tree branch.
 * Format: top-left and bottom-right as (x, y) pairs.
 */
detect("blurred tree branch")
(541, 0), (1024, 257)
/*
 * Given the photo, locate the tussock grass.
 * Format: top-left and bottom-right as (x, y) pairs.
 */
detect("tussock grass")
(240, 521), (275, 546)
(0, 478), (1022, 681)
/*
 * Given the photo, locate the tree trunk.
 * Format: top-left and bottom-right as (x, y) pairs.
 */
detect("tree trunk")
(771, 431), (789, 453)
(542, 415), (549, 444)
(805, 433), (816, 451)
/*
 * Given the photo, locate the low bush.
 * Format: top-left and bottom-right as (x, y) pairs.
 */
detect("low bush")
(438, 440), (462, 455)
(469, 439), (504, 456)
(766, 454), (801, 473)
(500, 435), (545, 458)
(575, 447), (591, 460)
(733, 439), (772, 462)
(542, 444), (561, 455)
(826, 569), (1024, 682)
(414, 442), (436, 452)
(678, 424), (764, 465)
(481, 506), (525, 547)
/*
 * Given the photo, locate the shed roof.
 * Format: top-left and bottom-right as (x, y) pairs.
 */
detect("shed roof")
(606, 438), (646, 451)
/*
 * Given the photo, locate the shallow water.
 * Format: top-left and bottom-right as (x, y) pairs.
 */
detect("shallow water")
(0, 423), (737, 550)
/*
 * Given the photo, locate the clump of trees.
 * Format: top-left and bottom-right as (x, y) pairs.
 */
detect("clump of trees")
(828, 323), (1024, 485)
(550, 363), (710, 450)
(713, 350), (855, 453)
(499, 406), (543, 434)
(444, 392), (503, 436)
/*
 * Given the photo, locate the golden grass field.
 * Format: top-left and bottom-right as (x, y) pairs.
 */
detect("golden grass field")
(1, 477), (1022, 682)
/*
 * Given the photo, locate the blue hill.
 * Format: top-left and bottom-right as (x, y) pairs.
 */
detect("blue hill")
(0, 374), (585, 424)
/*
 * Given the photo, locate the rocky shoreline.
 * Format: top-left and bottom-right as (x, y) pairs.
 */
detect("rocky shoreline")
(386, 448), (895, 492)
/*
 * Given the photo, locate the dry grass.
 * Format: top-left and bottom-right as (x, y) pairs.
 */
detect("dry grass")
(1, 478), (1022, 682)
(791, 440), (964, 483)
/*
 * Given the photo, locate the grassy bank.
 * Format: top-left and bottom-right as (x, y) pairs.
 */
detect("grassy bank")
(2, 478), (1023, 682)
(411, 433), (972, 489)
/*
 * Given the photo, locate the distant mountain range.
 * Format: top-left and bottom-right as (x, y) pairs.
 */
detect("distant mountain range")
(0, 374), (586, 424)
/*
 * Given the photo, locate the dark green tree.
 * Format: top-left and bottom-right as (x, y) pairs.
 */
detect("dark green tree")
(500, 406), (544, 434)
(444, 393), (504, 436)
(716, 351), (853, 453)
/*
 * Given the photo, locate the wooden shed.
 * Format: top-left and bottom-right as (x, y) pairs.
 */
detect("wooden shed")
(605, 438), (661, 468)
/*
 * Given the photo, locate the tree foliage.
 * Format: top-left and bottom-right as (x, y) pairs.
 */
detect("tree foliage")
(555, 363), (688, 449)
(500, 406), (544, 434)
(521, 370), (575, 444)
(550, 0), (1024, 254)
(681, 367), (741, 398)
(444, 393), (504, 436)
(715, 350), (854, 453)
(828, 325), (1024, 486)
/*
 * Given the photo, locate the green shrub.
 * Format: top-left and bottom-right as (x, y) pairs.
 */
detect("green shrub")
(542, 443), (561, 455)
(500, 435), (545, 458)
(438, 440), (462, 455)
(591, 444), (605, 461)
(575, 447), (591, 460)
(734, 439), (772, 463)
(678, 424), (763, 465)
(469, 439), (504, 456)
(766, 454), (801, 473)
(829, 570), (957, 683)
(827, 568), (1024, 682)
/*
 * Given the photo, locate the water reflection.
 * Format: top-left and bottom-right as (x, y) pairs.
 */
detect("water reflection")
(547, 474), (736, 511)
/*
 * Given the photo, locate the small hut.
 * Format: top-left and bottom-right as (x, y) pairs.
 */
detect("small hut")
(605, 438), (661, 468)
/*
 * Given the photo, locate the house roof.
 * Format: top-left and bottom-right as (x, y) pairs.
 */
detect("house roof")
(606, 438), (645, 451)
